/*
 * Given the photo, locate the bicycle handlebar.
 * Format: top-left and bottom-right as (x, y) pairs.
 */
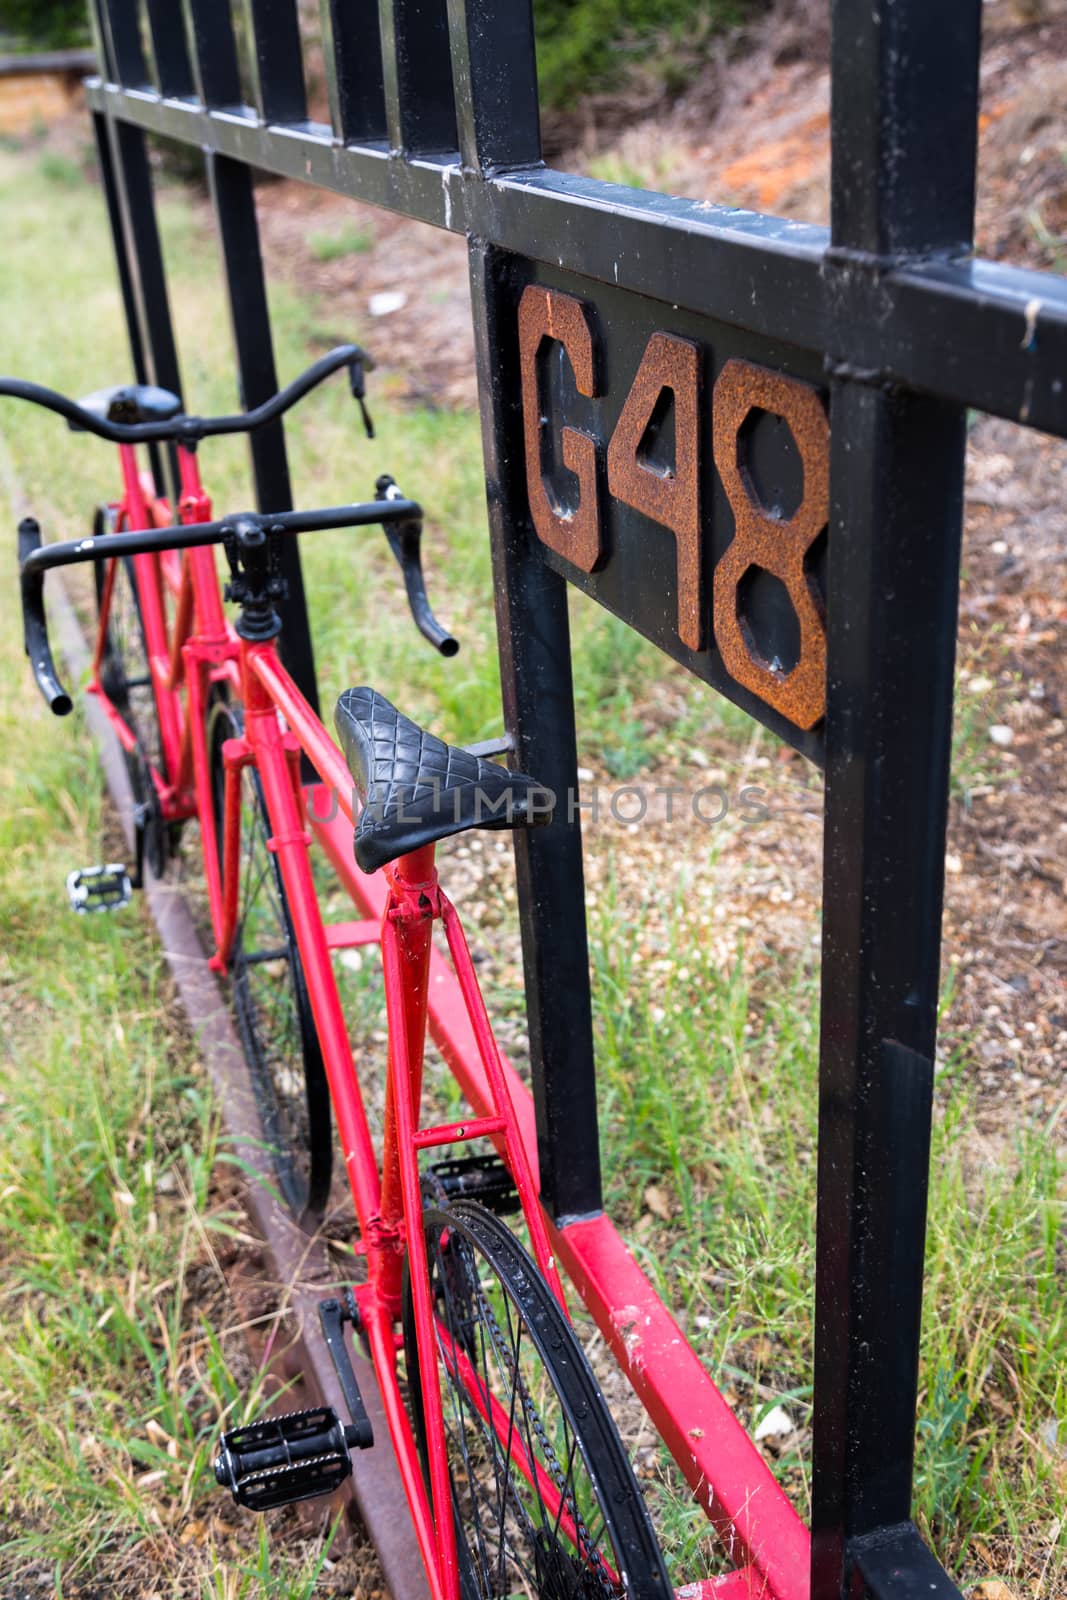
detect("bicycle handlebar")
(19, 488), (458, 716)
(0, 345), (373, 445)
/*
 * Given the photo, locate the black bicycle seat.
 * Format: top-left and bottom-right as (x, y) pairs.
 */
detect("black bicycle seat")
(335, 687), (551, 874)
(70, 383), (183, 430)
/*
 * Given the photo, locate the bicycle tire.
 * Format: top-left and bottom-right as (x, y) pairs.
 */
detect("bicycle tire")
(403, 1199), (671, 1599)
(92, 509), (176, 874)
(207, 699), (333, 1224)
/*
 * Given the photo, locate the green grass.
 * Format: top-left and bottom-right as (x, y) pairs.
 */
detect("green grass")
(0, 499), (307, 1585)
(0, 146), (363, 1597)
(307, 221), (375, 262)
(1, 138), (1064, 1596)
(589, 866), (1067, 1586)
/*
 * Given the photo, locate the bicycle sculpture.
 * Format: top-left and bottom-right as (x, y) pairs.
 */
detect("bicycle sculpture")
(11, 0), (1064, 1597)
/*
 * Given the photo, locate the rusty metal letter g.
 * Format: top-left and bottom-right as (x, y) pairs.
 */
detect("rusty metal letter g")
(518, 284), (604, 572)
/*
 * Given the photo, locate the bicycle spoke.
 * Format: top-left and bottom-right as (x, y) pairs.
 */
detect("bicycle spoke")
(217, 733), (331, 1223)
(409, 1204), (668, 1600)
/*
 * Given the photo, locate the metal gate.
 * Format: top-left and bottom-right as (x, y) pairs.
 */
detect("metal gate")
(83, 4), (1067, 1598)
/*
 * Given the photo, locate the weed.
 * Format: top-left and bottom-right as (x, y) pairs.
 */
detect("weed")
(37, 151), (85, 188)
(307, 222), (375, 262)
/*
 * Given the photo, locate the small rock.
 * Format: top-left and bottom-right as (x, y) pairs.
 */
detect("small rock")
(1039, 1417), (1064, 1456)
(989, 724), (1014, 747)
(966, 675), (994, 694)
(945, 852), (963, 874)
(754, 1404), (793, 1442)
(369, 290), (407, 316)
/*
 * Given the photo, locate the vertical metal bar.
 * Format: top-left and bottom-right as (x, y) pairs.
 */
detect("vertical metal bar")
(319, 0), (386, 143)
(377, 0), (457, 156)
(205, 151), (320, 715)
(184, 0), (244, 109)
(91, 107), (170, 497)
(86, 0), (118, 81)
(831, 1), (981, 257)
(97, 0), (150, 87)
(94, 112), (184, 500)
(467, 241), (602, 1222)
(240, 0), (308, 124)
(108, 122), (184, 407)
(813, 5), (982, 1596)
(91, 111), (151, 391)
(145, 0), (196, 99)
(445, 0), (541, 173)
(182, 0), (319, 712)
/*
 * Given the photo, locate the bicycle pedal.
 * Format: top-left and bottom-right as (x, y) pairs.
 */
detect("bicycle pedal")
(428, 1153), (519, 1214)
(214, 1405), (364, 1511)
(66, 863), (132, 914)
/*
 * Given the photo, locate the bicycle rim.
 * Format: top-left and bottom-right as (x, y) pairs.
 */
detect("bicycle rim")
(207, 699), (333, 1223)
(404, 1199), (671, 1599)
(93, 519), (174, 873)
(93, 519), (165, 779)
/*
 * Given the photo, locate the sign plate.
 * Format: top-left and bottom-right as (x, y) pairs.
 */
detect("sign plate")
(514, 264), (831, 759)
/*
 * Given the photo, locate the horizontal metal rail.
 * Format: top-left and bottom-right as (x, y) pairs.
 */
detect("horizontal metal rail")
(0, 48), (97, 77)
(85, 78), (1067, 440)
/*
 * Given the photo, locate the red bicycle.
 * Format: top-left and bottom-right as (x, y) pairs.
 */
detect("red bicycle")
(9, 359), (677, 1598)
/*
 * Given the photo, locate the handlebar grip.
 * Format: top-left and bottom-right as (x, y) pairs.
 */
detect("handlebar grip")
(19, 517), (73, 716)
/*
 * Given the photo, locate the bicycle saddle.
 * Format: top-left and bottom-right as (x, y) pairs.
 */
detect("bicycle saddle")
(70, 382), (182, 429)
(335, 687), (550, 874)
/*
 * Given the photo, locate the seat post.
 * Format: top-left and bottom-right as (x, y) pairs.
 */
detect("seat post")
(388, 842), (437, 891)
(375, 838), (438, 1320)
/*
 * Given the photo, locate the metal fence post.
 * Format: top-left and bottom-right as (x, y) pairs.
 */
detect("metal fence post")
(183, 0), (321, 715)
(812, 6), (983, 1596)
(452, 1), (600, 1222)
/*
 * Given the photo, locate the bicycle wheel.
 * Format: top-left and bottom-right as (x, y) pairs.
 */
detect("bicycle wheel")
(93, 510), (174, 874)
(207, 699), (333, 1224)
(403, 1199), (671, 1599)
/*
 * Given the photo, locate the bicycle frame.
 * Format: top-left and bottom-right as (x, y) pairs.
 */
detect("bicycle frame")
(86, 437), (813, 1599)
(89, 441), (570, 1600)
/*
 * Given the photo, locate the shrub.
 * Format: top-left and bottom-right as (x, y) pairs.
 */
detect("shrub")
(533, 0), (751, 110)
(1, 0), (91, 51)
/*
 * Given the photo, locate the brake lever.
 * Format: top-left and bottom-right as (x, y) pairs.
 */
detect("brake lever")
(348, 356), (374, 439)
(376, 475), (458, 657)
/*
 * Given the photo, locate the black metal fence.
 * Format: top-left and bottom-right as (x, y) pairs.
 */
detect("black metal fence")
(83, 3), (1067, 1597)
